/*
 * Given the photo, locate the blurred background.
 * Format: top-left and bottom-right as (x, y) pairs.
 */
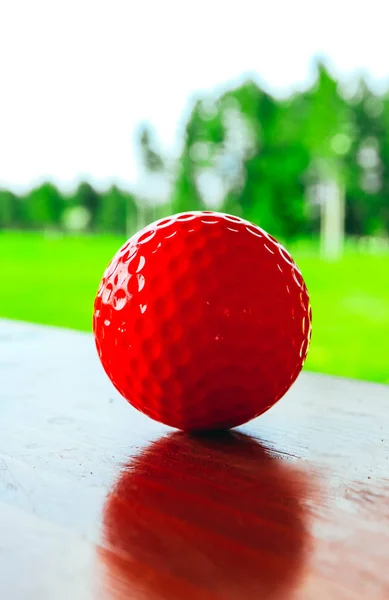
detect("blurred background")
(0, 0), (388, 384)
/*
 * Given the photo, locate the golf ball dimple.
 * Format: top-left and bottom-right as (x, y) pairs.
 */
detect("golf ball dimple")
(93, 211), (312, 431)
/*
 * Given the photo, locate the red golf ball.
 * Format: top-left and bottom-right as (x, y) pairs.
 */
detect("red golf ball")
(93, 211), (312, 431)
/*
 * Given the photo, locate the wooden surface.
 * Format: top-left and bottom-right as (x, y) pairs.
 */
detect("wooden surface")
(1, 319), (389, 599)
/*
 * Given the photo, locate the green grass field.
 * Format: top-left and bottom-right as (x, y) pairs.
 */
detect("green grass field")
(1, 231), (388, 384)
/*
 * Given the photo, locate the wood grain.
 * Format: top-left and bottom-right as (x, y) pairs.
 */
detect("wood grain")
(1, 318), (389, 599)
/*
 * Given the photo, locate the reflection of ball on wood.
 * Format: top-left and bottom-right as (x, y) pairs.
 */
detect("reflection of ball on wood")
(100, 432), (310, 600)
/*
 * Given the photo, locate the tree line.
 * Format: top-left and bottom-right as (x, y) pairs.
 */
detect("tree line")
(1, 61), (388, 239)
(0, 182), (139, 235)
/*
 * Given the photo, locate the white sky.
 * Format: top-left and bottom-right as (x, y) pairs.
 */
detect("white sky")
(1, 0), (389, 193)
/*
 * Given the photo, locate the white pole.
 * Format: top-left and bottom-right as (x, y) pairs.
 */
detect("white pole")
(320, 179), (345, 260)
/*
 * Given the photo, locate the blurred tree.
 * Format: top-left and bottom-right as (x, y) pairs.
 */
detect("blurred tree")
(298, 62), (352, 161)
(342, 79), (385, 235)
(171, 60), (389, 246)
(0, 190), (17, 228)
(24, 183), (65, 229)
(75, 182), (100, 231)
(380, 96), (389, 234)
(172, 98), (225, 213)
(173, 82), (310, 237)
(224, 82), (310, 236)
(137, 123), (165, 172)
(297, 61), (353, 256)
(136, 123), (172, 227)
(96, 186), (138, 235)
